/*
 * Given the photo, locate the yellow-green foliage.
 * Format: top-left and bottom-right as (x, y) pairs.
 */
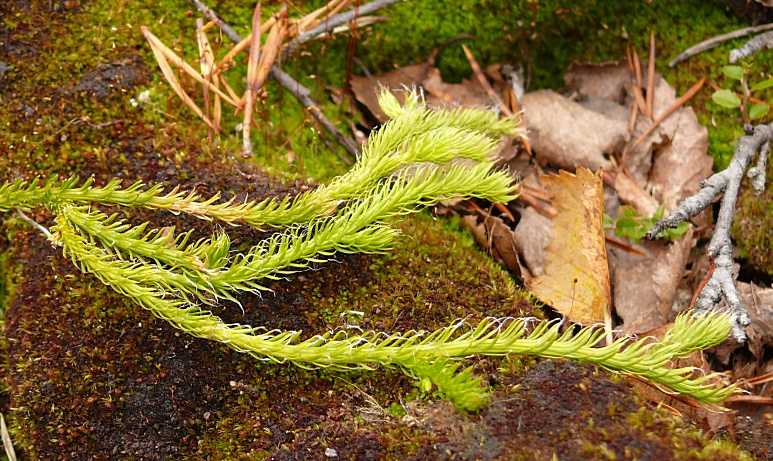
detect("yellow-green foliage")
(1, 91), (735, 411)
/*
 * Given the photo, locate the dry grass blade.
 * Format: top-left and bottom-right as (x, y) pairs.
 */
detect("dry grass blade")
(631, 47), (646, 115)
(629, 77), (705, 153)
(646, 30), (656, 120)
(294, 0), (349, 35)
(0, 413), (17, 461)
(219, 74), (242, 109)
(463, 44), (513, 117)
(141, 25), (218, 131)
(215, 19), (275, 76)
(197, 17), (221, 138)
(329, 16), (388, 35)
(253, 9), (288, 93)
(242, 0), (262, 157)
(141, 26), (240, 109)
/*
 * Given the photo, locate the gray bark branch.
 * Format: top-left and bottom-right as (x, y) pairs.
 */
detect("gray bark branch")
(647, 122), (773, 342)
(730, 30), (773, 63)
(669, 23), (773, 67)
(281, 0), (408, 59)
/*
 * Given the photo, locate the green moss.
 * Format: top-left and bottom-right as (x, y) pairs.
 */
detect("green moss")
(0, 0), (766, 459)
(733, 178), (773, 277)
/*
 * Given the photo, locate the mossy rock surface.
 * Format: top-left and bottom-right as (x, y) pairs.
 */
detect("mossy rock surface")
(0, 0), (766, 459)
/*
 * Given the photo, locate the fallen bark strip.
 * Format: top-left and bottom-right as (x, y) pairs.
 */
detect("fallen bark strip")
(189, 0), (360, 161)
(647, 122), (773, 342)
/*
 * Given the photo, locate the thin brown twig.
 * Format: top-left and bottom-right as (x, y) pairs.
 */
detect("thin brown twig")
(462, 45), (512, 117)
(646, 31), (656, 120)
(689, 255), (715, 311)
(628, 77), (705, 154)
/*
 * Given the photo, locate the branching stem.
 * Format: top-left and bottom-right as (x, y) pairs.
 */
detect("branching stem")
(648, 122), (773, 342)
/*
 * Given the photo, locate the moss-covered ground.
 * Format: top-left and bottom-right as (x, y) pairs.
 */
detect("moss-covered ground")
(0, 0), (771, 459)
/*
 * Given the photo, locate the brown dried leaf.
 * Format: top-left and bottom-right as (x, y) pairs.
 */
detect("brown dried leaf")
(647, 78), (713, 210)
(564, 59), (631, 103)
(141, 26), (217, 131)
(349, 64), (434, 124)
(141, 26), (239, 108)
(612, 169), (659, 216)
(461, 215), (521, 277)
(609, 230), (694, 333)
(422, 67), (505, 109)
(521, 91), (621, 171)
(524, 167), (611, 326)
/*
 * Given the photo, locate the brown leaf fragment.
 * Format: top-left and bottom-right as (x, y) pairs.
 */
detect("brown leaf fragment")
(646, 78), (712, 210)
(611, 169), (660, 216)
(422, 67), (505, 109)
(513, 206), (551, 276)
(460, 215), (521, 277)
(521, 91), (621, 171)
(349, 64), (434, 124)
(564, 59), (631, 103)
(524, 168), (611, 326)
(608, 229), (694, 333)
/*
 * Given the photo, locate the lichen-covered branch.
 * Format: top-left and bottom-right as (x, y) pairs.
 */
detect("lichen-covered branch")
(280, 0), (409, 59)
(730, 30), (773, 63)
(648, 122), (773, 342)
(668, 23), (773, 67)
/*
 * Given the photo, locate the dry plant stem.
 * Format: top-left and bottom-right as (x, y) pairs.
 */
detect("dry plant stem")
(281, 0), (408, 59)
(462, 45), (513, 117)
(647, 122), (773, 342)
(646, 31), (655, 120)
(189, 0), (360, 161)
(669, 23), (773, 67)
(242, 1), (262, 157)
(730, 30), (773, 63)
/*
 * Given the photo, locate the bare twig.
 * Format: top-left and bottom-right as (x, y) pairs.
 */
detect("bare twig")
(270, 66), (358, 163)
(730, 29), (773, 63)
(669, 23), (773, 67)
(188, 0), (361, 160)
(281, 0), (408, 59)
(647, 122), (773, 342)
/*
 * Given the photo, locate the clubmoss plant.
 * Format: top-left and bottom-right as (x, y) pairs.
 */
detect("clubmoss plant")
(1, 91), (735, 411)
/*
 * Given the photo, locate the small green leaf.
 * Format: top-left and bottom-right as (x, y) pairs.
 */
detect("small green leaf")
(722, 66), (744, 80)
(750, 78), (773, 91)
(614, 217), (648, 244)
(618, 205), (638, 219)
(749, 103), (769, 120)
(712, 89), (742, 108)
(603, 213), (613, 230)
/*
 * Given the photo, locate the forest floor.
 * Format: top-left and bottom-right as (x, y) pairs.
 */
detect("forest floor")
(1, 0), (773, 460)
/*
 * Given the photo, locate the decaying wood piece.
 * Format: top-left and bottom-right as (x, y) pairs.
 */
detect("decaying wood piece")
(648, 122), (773, 342)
